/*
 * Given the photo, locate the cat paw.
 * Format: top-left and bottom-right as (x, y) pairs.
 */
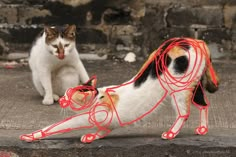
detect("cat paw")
(53, 94), (60, 101)
(195, 126), (208, 135)
(39, 92), (44, 97)
(42, 97), (54, 105)
(80, 133), (96, 143)
(161, 131), (176, 140)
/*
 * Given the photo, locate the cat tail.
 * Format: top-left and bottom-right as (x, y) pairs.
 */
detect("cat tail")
(203, 49), (220, 93)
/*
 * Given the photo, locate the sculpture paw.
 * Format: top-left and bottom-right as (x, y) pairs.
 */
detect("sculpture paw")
(20, 134), (34, 142)
(20, 130), (44, 142)
(195, 126), (208, 135)
(80, 133), (96, 143)
(161, 131), (176, 140)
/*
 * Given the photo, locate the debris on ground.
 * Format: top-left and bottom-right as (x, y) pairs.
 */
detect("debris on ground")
(0, 58), (28, 69)
(124, 52), (136, 62)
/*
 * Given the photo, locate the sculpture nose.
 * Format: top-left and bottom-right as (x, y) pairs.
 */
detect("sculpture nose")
(59, 96), (69, 108)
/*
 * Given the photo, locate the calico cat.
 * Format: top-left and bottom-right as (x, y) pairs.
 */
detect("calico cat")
(21, 38), (219, 143)
(29, 24), (89, 105)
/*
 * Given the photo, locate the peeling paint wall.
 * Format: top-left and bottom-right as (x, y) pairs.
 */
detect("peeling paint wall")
(0, 0), (235, 60)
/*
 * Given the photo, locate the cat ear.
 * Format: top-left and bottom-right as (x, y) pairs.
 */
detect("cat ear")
(44, 26), (58, 43)
(44, 26), (55, 36)
(64, 24), (76, 40)
(84, 76), (97, 87)
(68, 24), (76, 32)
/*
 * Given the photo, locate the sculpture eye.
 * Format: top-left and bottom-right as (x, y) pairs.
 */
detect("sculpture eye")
(99, 96), (104, 99)
(64, 44), (70, 47)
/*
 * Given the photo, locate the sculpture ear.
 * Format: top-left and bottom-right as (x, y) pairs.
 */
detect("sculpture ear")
(84, 76), (97, 87)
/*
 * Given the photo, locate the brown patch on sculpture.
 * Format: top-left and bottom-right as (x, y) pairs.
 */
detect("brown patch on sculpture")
(185, 91), (193, 114)
(109, 94), (119, 110)
(168, 46), (186, 60)
(71, 91), (94, 106)
(72, 91), (84, 103)
(99, 92), (119, 111)
(198, 40), (220, 93)
(136, 49), (157, 75)
(204, 66), (219, 93)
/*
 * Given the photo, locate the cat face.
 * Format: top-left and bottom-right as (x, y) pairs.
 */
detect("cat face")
(44, 25), (77, 60)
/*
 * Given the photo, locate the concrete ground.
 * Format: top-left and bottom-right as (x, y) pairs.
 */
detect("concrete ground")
(0, 60), (235, 157)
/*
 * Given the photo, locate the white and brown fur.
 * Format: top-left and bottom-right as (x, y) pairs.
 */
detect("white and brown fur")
(29, 25), (89, 105)
(21, 38), (219, 142)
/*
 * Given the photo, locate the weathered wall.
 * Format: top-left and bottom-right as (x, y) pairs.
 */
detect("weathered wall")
(0, 0), (235, 60)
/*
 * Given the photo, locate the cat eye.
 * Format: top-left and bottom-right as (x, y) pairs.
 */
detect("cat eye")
(64, 44), (70, 47)
(52, 45), (58, 48)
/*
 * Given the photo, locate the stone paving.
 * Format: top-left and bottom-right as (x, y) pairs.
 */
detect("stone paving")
(0, 60), (235, 157)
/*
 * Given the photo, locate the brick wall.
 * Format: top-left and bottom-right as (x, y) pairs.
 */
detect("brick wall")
(0, 0), (235, 60)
